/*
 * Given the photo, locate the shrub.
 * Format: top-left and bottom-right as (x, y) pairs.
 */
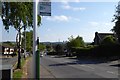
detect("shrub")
(101, 35), (116, 45)
(71, 47), (95, 57)
(72, 44), (120, 58)
(66, 35), (85, 50)
(47, 52), (57, 55)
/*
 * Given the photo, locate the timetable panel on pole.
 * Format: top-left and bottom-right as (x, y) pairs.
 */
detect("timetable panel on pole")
(38, 0), (51, 16)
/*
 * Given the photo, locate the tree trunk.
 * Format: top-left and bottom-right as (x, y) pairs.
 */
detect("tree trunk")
(24, 26), (26, 59)
(17, 26), (21, 69)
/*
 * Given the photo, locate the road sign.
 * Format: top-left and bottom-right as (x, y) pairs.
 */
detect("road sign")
(38, 0), (51, 16)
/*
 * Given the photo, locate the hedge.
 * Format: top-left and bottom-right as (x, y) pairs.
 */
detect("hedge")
(71, 44), (120, 58)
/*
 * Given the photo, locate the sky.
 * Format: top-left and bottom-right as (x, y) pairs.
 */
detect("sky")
(0, 1), (119, 42)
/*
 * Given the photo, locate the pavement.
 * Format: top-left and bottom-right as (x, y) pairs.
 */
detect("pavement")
(40, 65), (55, 78)
(26, 57), (55, 79)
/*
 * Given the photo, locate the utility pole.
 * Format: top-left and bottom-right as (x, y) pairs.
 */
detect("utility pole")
(33, 0), (39, 79)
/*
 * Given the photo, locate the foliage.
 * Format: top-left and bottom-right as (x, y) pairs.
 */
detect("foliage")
(13, 58), (25, 78)
(67, 35), (85, 50)
(39, 43), (46, 51)
(13, 70), (23, 78)
(22, 30), (33, 52)
(46, 44), (53, 52)
(1, 2), (41, 31)
(1, 2), (41, 69)
(47, 52), (57, 55)
(73, 44), (120, 58)
(112, 1), (120, 42)
(2, 41), (15, 47)
(101, 35), (116, 45)
(55, 44), (64, 53)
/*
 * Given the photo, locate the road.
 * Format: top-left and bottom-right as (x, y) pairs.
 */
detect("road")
(0, 56), (18, 79)
(0, 56), (17, 65)
(40, 55), (119, 79)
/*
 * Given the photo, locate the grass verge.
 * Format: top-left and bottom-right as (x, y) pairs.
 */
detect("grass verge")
(13, 57), (30, 78)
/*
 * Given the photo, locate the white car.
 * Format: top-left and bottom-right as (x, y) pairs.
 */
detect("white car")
(40, 52), (44, 57)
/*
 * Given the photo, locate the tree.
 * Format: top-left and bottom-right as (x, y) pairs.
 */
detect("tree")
(112, 1), (120, 43)
(67, 35), (85, 50)
(39, 43), (46, 51)
(101, 35), (116, 45)
(1, 2), (41, 69)
(21, 30), (33, 52)
(55, 44), (64, 55)
(46, 44), (53, 52)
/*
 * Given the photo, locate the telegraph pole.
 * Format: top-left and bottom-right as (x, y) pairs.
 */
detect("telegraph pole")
(33, 0), (38, 79)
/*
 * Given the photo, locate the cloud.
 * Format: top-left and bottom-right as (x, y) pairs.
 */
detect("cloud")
(45, 15), (80, 22)
(61, 3), (86, 11)
(46, 15), (69, 22)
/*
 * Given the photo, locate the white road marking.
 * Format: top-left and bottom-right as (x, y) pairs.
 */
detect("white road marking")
(107, 71), (118, 75)
(80, 65), (86, 66)
(86, 66), (95, 69)
(80, 65), (94, 69)
(64, 60), (70, 62)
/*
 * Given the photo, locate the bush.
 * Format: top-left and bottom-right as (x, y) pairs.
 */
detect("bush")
(55, 44), (64, 53)
(71, 47), (95, 57)
(47, 52), (57, 55)
(72, 44), (120, 58)
(93, 43), (120, 57)
(101, 35), (116, 45)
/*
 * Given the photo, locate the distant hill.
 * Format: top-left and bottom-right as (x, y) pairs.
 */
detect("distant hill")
(0, 41), (16, 47)
(41, 42), (67, 45)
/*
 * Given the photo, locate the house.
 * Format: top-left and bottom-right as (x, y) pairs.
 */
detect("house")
(0, 43), (15, 56)
(94, 32), (115, 45)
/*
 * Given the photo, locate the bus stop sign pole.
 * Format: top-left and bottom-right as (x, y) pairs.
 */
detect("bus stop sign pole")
(33, 0), (39, 79)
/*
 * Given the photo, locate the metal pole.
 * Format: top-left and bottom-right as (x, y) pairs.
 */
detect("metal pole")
(33, 0), (38, 79)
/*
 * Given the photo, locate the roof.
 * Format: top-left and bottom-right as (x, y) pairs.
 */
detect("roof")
(94, 32), (115, 45)
(97, 33), (114, 40)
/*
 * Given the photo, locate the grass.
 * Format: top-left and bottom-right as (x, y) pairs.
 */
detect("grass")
(13, 69), (23, 78)
(13, 57), (30, 78)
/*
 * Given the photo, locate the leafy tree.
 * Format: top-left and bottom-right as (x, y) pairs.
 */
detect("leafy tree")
(46, 44), (53, 52)
(2, 2), (41, 30)
(101, 35), (116, 45)
(55, 44), (64, 55)
(22, 30), (33, 52)
(67, 35), (85, 50)
(112, 1), (120, 43)
(1, 2), (41, 69)
(39, 43), (46, 51)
